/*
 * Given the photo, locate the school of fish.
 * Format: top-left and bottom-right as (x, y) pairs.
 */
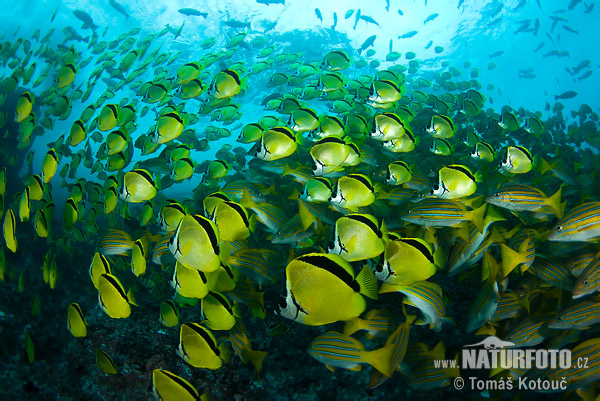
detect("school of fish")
(1, 2), (599, 399)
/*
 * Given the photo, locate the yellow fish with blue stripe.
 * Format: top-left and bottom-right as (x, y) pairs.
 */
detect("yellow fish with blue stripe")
(308, 331), (394, 377)
(548, 202), (600, 242)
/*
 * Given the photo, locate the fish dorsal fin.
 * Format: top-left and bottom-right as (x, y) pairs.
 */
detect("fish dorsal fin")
(356, 265), (378, 300)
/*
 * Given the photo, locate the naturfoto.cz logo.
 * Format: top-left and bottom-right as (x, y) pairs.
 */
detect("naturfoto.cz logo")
(462, 336), (572, 370)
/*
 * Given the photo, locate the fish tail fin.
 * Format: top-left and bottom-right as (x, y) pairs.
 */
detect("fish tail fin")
(243, 348), (268, 379)
(218, 342), (231, 363)
(499, 242), (528, 277)
(539, 156), (555, 175)
(126, 288), (138, 307)
(470, 203), (487, 233)
(240, 188), (257, 210)
(356, 265), (378, 300)
(546, 187), (563, 218)
(298, 199), (316, 230)
(473, 169), (484, 183)
(367, 368), (390, 389)
(249, 292), (266, 319)
(342, 317), (365, 336)
(282, 163), (294, 178)
(363, 344), (394, 378)
(483, 205), (506, 229)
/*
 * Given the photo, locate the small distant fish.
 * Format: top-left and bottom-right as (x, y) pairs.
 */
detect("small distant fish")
(315, 8), (322, 22)
(73, 10), (99, 30)
(109, 0), (130, 19)
(51, 6), (59, 22)
(331, 12), (337, 30)
(358, 35), (377, 54)
(489, 50), (504, 58)
(399, 30), (418, 39)
(178, 8), (208, 18)
(578, 70), (593, 81)
(256, 0), (285, 4)
(397, 9), (403, 16)
(554, 91), (577, 100)
(360, 15), (380, 27)
(345, 9), (354, 19)
(533, 42), (545, 52)
(584, 2), (595, 13)
(425, 40), (433, 49)
(424, 13), (439, 24)
(224, 19), (250, 28)
(562, 25), (579, 34)
(353, 9), (361, 30)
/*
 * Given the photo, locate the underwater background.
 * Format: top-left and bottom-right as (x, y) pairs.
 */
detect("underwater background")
(0, 0), (599, 400)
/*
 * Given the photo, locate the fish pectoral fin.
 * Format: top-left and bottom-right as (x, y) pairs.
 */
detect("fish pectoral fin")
(447, 180), (459, 192)
(349, 365), (362, 371)
(345, 235), (358, 254)
(344, 188), (356, 202)
(180, 240), (194, 257)
(326, 364), (335, 372)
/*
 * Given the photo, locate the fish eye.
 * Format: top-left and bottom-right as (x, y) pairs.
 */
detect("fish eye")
(555, 225), (562, 232)
(556, 316), (562, 322)
(494, 193), (500, 197)
(375, 264), (383, 273)
(278, 297), (287, 308)
(327, 241), (335, 250)
(584, 280), (589, 285)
